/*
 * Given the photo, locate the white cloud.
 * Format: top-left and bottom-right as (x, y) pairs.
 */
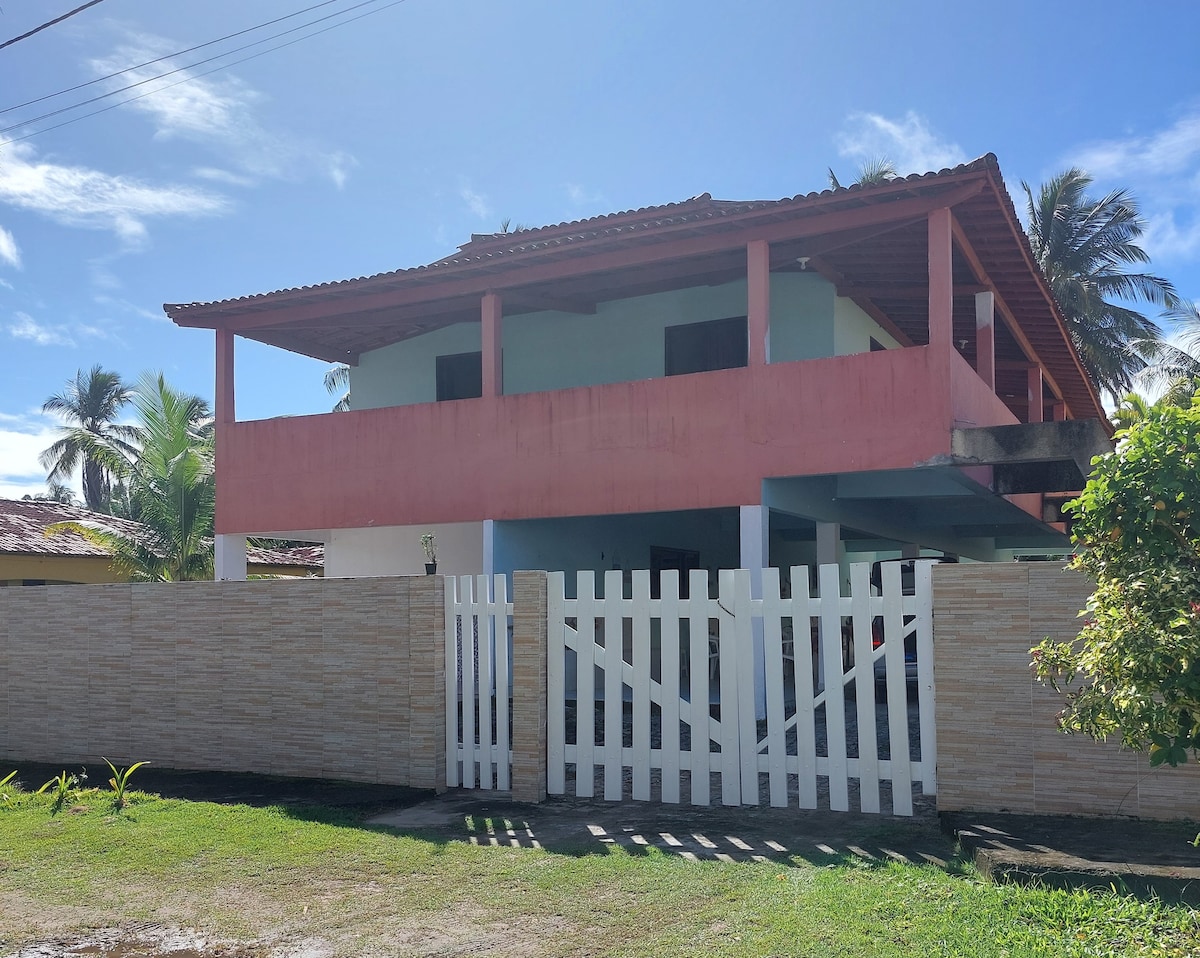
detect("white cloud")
(93, 293), (165, 323)
(0, 142), (228, 242)
(835, 111), (969, 177)
(1143, 210), (1200, 261)
(0, 278), (13, 290)
(566, 182), (607, 210)
(1064, 108), (1200, 269)
(0, 225), (20, 268)
(324, 151), (357, 191)
(9, 312), (74, 346)
(0, 413), (60, 498)
(460, 184), (491, 219)
(192, 167), (256, 187)
(7, 311), (110, 347)
(1074, 113), (1200, 180)
(90, 33), (356, 187)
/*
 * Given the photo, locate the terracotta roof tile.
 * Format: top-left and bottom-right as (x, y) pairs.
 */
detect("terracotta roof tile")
(0, 498), (148, 558)
(0, 498), (323, 569)
(164, 156), (1001, 315)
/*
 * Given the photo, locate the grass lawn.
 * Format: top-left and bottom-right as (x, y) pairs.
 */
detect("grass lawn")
(1, 781), (1198, 957)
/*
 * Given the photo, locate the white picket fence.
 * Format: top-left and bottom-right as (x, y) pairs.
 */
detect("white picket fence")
(444, 562), (935, 816)
(546, 562), (935, 815)
(444, 574), (513, 790)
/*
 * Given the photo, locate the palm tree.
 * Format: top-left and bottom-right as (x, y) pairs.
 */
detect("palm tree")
(1023, 169), (1179, 395)
(1111, 391), (1154, 430)
(324, 363), (350, 412)
(50, 373), (215, 581)
(828, 157), (897, 190)
(21, 482), (78, 505)
(40, 365), (136, 512)
(1133, 301), (1200, 408)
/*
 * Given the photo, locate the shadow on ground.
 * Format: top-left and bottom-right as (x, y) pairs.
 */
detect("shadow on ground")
(946, 812), (1200, 905)
(3, 760), (429, 817)
(368, 790), (963, 873)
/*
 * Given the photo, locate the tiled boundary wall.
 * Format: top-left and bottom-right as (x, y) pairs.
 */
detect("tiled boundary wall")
(0, 576), (449, 788)
(935, 563), (1200, 820)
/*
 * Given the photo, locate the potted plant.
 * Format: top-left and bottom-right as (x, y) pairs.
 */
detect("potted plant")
(420, 533), (437, 574)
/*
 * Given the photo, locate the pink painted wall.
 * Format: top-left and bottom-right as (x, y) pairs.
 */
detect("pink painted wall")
(949, 348), (1019, 432)
(217, 347), (993, 535)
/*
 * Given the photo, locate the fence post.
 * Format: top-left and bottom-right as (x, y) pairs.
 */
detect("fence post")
(511, 570), (548, 803)
(408, 574), (447, 793)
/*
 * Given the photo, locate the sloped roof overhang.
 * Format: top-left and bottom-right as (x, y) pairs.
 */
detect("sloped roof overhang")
(164, 155), (1104, 422)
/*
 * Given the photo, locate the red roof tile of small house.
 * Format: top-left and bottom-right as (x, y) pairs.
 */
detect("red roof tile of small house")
(0, 498), (323, 569)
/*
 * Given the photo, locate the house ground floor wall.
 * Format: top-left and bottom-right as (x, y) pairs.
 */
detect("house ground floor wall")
(325, 522), (485, 577)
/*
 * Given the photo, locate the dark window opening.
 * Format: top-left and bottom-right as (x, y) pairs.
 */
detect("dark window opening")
(436, 351), (483, 401)
(869, 337), (887, 352)
(665, 316), (748, 376)
(650, 545), (702, 598)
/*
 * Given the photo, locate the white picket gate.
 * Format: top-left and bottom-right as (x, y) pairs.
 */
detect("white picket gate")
(445, 574), (513, 790)
(545, 562), (935, 815)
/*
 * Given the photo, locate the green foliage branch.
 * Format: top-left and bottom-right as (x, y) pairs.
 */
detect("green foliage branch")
(1032, 396), (1200, 767)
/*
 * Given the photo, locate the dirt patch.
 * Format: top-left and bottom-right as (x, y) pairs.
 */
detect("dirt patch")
(4, 925), (271, 958)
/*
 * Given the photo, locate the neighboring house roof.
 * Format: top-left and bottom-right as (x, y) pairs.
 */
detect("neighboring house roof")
(0, 498), (323, 571)
(164, 154), (1104, 423)
(0, 498), (147, 558)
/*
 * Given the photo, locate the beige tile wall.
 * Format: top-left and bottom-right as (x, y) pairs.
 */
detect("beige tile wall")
(934, 563), (1200, 820)
(0, 576), (443, 787)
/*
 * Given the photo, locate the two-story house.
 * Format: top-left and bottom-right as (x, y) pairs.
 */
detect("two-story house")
(166, 154), (1110, 584)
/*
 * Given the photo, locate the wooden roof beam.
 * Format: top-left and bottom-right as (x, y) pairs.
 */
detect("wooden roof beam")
(251, 330), (361, 365)
(836, 282), (990, 299)
(808, 258), (915, 348)
(949, 214), (1070, 411)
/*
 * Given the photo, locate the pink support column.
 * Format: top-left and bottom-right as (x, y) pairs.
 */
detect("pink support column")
(1027, 366), (1044, 423)
(747, 239), (771, 365)
(481, 291), (503, 398)
(974, 291), (995, 390)
(215, 328), (235, 424)
(1052, 402), (1067, 422)
(927, 208), (954, 351)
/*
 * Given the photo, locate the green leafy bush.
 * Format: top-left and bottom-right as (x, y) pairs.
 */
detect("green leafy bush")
(1033, 395), (1200, 766)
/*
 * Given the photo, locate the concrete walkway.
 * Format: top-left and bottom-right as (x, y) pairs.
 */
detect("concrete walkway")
(369, 790), (955, 867)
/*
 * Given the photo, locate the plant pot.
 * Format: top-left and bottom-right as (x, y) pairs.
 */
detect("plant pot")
(425, 563), (437, 575)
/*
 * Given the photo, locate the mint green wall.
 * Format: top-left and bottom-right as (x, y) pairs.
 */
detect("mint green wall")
(351, 274), (902, 409)
(352, 322), (479, 409)
(834, 297), (900, 355)
(768, 273), (835, 362)
(503, 279), (752, 394)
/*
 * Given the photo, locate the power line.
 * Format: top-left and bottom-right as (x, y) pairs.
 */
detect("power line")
(0, 0), (410, 149)
(0, 0), (391, 138)
(0, 0), (109, 52)
(1, 0), (357, 117)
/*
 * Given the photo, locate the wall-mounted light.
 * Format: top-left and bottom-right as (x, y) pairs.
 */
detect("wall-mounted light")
(796, 256), (810, 270)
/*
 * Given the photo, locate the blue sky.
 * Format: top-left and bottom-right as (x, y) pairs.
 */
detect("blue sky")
(1, 0), (1198, 497)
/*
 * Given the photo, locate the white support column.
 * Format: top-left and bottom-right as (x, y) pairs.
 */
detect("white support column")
(740, 505), (769, 720)
(974, 291), (995, 390)
(816, 521), (842, 566)
(215, 534), (247, 581)
(482, 519), (495, 578)
(814, 521), (842, 692)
